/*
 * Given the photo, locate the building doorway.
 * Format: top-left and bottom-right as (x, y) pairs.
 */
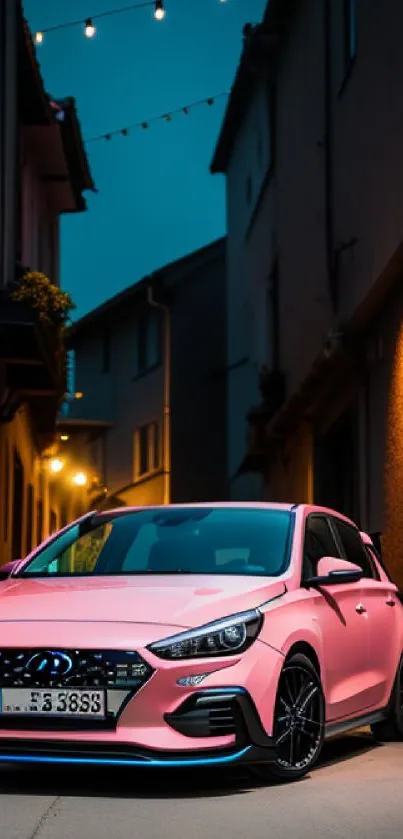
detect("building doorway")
(314, 407), (358, 523)
(11, 450), (24, 559)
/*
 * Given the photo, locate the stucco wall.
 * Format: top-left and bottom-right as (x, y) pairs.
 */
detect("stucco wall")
(263, 421), (314, 506)
(225, 80), (274, 500)
(331, 0), (403, 322)
(275, 0), (331, 395)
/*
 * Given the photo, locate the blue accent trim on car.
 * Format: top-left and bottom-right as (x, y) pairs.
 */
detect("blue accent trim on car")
(0, 746), (251, 768)
(195, 687), (247, 695)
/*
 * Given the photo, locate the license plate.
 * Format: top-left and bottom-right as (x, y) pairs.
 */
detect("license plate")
(0, 689), (106, 718)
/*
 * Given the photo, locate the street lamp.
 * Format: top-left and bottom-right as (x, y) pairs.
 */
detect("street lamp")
(72, 471), (88, 487)
(48, 458), (64, 474)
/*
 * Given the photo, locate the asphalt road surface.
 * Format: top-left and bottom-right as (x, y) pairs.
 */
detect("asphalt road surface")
(0, 732), (402, 839)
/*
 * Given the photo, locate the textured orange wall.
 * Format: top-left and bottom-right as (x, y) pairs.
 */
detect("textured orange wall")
(383, 321), (403, 587)
(264, 422), (314, 505)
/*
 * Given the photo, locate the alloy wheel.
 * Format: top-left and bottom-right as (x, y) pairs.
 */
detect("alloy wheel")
(273, 662), (324, 771)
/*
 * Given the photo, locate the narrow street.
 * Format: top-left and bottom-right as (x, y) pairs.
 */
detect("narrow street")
(1, 733), (402, 839)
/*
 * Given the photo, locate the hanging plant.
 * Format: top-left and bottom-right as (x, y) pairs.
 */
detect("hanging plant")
(11, 271), (75, 326)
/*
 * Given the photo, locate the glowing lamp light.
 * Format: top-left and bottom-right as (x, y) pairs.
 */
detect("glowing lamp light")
(84, 18), (96, 38)
(60, 434), (69, 442)
(49, 458), (64, 475)
(34, 31), (44, 45)
(75, 392), (84, 399)
(72, 472), (88, 487)
(154, 1), (166, 21)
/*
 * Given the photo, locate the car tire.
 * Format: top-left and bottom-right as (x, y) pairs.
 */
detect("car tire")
(371, 655), (403, 742)
(250, 653), (325, 783)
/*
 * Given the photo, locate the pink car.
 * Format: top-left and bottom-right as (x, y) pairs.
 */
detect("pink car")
(0, 502), (402, 782)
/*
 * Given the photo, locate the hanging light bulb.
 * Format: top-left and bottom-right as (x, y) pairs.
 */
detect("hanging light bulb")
(154, 1), (166, 21)
(34, 31), (44, 45)
(84, 18), (96, 38)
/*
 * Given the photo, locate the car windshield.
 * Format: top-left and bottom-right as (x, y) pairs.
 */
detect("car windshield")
(19, 507), (294, 578)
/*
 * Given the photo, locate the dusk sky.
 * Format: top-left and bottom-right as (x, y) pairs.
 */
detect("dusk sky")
(24, 0), (267, 318)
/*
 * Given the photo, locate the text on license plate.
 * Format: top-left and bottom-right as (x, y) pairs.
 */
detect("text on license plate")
(0, 689), (106, 717)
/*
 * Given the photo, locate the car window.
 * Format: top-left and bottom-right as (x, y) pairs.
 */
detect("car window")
(19, 507), (294, 578)
(364, 546), (384, 582)
(331, 519), (375, 579)
(303, 516), (341, 579)
(46, 524), (113, 575)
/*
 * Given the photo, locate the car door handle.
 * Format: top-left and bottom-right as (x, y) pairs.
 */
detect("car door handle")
(355, 603), (366, 614)
(386, 597), (396, 607)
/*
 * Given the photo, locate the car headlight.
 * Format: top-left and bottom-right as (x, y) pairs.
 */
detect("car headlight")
(148, 609), (262, 660)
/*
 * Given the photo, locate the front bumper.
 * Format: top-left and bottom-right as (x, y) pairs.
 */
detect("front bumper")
(0, 689), (277, 768)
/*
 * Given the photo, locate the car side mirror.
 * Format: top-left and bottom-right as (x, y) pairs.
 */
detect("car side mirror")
(304, 556), (363, 587)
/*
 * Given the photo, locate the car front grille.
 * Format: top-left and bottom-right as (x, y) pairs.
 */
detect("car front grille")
(0, 648), (153, 690)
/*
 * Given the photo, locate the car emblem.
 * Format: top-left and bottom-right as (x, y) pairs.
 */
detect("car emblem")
(26, 651), (73, 679)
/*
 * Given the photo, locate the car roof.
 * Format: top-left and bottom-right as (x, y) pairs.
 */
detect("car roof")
(94, 502), (362, 524)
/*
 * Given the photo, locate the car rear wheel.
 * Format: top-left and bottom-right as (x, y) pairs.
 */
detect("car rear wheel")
(371, 655), (403, 742)
(250, 653), (325, 783)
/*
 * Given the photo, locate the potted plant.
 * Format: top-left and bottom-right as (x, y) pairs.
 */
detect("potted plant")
(11, 271), (75, 327)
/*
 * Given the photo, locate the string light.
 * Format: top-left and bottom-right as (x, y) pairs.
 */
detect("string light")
(33, 0), (166, 44)
(84, 18), (96, 38)
(32, 1), (236, 44)
(85, 90), (230, 144)
(154, 0), (166, 20)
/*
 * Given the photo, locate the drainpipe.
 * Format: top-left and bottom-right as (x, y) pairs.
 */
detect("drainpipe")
(324, 0), (336, 317)
(147, 284), (171, 505)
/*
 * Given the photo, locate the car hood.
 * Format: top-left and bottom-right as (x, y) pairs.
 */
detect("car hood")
(0, 575), (286, 629)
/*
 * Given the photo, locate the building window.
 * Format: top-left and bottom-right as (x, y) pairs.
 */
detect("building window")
(60, 502), (68, 529)
(11, 450), (24, 560)
(49, 509), (57, 535)
(102, 328), (110, 373)
(136, 311), (162, 375)
(26, 484), (34, 555)
(343, 0), (357, 70)
(4, 442), (9, 542)
(246, 174), (252, 205)
(137, 315), (148, 373)
(134, 421), (161, 479)
(257, 132), (263, 167)
(266, 260), (280, 370)
(36, 499), (44, 546)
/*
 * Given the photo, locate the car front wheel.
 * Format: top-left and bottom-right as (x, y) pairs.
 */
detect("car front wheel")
(250, 653), (325, 783)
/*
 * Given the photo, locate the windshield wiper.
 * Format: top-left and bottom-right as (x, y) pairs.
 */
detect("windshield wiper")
(142, 568), (191, 574)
